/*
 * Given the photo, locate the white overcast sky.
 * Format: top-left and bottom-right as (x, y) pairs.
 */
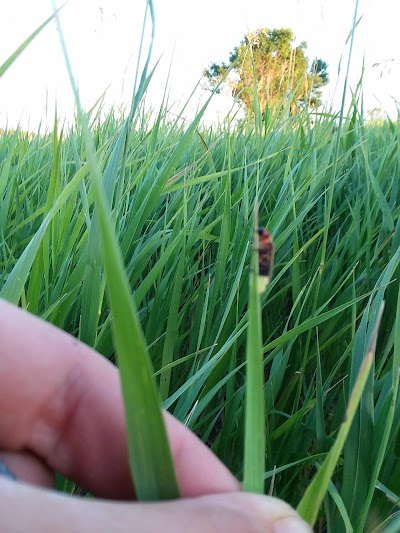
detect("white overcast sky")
(0, 0), (398, 130)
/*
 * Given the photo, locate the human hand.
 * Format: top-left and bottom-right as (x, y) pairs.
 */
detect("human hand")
(0, 299), (310, 532)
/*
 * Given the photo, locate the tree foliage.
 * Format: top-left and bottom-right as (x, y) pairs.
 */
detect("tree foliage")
(204, 28), (329, 114)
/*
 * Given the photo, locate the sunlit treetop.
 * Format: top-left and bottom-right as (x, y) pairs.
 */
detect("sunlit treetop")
(204, 28), (329, 115)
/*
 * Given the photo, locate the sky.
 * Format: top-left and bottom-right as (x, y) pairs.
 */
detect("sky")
(0, 0), (399, 131)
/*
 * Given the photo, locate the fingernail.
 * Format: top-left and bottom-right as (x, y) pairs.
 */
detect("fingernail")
(0, 458), (16, 480)
(273, 516), (312, 533)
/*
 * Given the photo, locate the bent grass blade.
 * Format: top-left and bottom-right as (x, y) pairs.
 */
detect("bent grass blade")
(297, 304), (384, 526)
(0, 5), (66, 79)
(53, 0), (180, 501)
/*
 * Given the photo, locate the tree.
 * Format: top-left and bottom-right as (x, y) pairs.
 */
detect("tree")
(204, 28), (329, 115)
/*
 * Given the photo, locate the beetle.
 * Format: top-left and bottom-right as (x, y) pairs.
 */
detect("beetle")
(256, 227), (274, 293)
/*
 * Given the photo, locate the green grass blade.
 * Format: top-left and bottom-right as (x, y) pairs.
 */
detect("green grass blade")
(243, 225), (266, 494)
(0, 8), (63, 78)
(297, 305), (382, 525)
(93, 180), (180, 500)
(159, 250), (185, 401)
(52, 0), (180, 501)
(0, 163), (89, 304)
(354, 287), (400, 532)
(382, 514), (400, 533)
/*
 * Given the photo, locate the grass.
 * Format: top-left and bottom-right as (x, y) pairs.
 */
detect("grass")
(2, 94), (400, 530)
(2, 5), (400, 531)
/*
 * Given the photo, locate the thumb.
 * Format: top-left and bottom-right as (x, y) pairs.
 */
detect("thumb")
(1, 477), (311, 533)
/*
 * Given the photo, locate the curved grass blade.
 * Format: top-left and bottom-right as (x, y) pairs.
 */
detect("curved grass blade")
(296, 304), (383, 526)
(354, 287), (400, 532)
(0, 5), (66, 78)
(52, 0), (180, 501)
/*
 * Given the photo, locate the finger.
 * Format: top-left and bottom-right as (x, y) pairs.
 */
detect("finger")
(0, 452), (54, 488)
(0, 478), (311, 533)
(0, 299), (238, 498)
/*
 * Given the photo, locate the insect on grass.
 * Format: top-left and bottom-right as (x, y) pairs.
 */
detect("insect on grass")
(256, 227), (274, 294)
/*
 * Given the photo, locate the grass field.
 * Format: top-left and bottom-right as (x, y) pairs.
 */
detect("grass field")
(2, 6), (400, 532)
(2, 95), (400, 531)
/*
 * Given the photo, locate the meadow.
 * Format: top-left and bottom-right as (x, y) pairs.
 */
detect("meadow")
(1, 90), (400, 530)
(1, 4), (400, 527)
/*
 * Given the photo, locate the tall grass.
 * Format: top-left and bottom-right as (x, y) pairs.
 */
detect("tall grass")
(2, 95), (400, 530)
(1, 10), (400, 531)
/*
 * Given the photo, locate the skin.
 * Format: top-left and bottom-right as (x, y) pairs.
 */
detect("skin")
(0, 299), (310, 532)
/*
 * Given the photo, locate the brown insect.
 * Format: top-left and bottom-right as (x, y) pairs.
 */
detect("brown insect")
(256, 227), (274, 293)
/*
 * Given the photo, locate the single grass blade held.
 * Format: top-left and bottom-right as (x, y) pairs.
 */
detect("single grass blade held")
(243, 224), (274, 493)
(92, 182), (180, 501)
(297, 303), (384, 526)
(53, 0), (180, 501)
